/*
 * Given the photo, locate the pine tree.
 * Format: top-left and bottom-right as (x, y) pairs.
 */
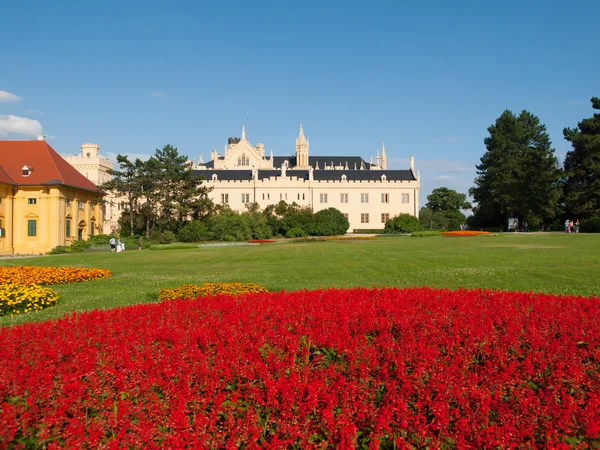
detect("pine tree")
(470, 110), (561, 228)
(563, 97), (600, 217)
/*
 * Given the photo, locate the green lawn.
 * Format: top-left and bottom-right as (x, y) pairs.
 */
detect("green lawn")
(1, 233), (599, 326)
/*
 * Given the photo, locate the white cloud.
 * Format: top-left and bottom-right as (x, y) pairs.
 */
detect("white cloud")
(432, 136), (459, 143)
(0, 115), (43, 137)
(0, 90), (22, 103)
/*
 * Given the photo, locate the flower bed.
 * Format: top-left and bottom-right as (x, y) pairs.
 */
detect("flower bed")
(0, 283), (59, 316)
(0, 266), (112, 286)
(248, 239), (275, 244)
(198, 243), (259, 248)
(1, 287), (599, 448)
(159, 282), (268, 301)
(441, 230), (492, 237)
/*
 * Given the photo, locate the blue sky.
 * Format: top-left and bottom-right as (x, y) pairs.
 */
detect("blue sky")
(1, 0), (598, 205)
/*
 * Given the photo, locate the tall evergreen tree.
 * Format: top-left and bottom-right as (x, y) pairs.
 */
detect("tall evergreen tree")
(470, 110), (561, 228)
(425, 187), (471, 212)
(563, 97), (600, 217)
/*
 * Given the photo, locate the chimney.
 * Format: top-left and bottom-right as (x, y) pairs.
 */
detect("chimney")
(410, 156), (415, 172)
(36, 134), (45, 141)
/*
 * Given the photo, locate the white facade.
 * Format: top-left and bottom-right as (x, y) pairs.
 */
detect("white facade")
(195, 126), (420, 231)
(63, 144), (121, 234)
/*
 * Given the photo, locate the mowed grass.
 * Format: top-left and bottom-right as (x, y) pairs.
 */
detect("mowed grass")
(1, 233), (599, 326)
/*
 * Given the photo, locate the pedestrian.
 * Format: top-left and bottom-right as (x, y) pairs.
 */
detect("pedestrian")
(565, 219), (570, 233)
(569, 220), (574, 233)
(109, 236), (116, 252)
(575, 220), (580, 234)
(116, 238), (122, 252)
(514, 220), (519, 232)
(523, 221), (528, 232)
(138, 237), (143, 250)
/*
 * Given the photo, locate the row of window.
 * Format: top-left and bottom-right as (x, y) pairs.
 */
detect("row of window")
(219, 192), (411, 205)
(25, 198), (88, 210)
(359, 213), (390, 224)
(24, 219), (95, 238)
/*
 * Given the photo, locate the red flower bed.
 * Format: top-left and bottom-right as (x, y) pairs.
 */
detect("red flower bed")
(441, 230), (491, 237)
(248, 239), (275, 243)
(1, 288), (599, 448)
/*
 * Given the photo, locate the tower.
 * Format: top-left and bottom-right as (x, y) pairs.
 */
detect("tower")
(381, 141), (387, 170)
(295, 123), (309, 168)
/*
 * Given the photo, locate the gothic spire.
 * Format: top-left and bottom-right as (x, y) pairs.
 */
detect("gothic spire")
(241, 125), (246, 140)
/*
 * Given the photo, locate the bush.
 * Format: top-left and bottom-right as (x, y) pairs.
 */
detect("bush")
(0, 283), (59, 316)
(209, 212), (252, 241)
(49, 245), (71, 254)
(419, 208), (466, 231)
(411, 231), (441, 237)
(313, 208), (349, 236)
(286, 227), (307, 238)
(150, 231), (176, 244)
(384, 214), (422, 234)
(580, 216), (600, 233)
(177, 221), (209, 242)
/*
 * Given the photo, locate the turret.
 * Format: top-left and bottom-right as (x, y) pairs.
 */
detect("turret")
(381, 142), (387, 170)
(295, 123), (310, 168)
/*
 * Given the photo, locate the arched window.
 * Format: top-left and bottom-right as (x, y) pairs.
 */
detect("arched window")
(241, 154), (248, 166)
(238, 157), (241, 166)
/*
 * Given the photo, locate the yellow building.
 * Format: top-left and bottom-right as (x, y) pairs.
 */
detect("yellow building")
(0, 139), (105, 255)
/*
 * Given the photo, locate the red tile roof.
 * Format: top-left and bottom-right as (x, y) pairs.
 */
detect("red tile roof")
(0, 140), (103, 193)
(0, 165), (15, 185)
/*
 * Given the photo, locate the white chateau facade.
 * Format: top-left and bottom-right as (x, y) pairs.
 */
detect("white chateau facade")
(195, 125), (420, 231)
(63, 144), (121, 234)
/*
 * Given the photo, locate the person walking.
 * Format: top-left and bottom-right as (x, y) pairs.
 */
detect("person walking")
(138, 237), (143, 250)
(116, 238), (122, 252)
(569, 220), (574, 233)
(109, 236), (116, 252)
(575, 220), (580, 234)
(565, 219), (570, 233)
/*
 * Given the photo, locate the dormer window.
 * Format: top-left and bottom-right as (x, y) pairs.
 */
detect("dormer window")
(22, 165), (33, 177)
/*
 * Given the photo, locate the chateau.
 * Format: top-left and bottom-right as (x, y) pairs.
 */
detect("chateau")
(194, 125), (420, 230)
(0, 139), (105, 255)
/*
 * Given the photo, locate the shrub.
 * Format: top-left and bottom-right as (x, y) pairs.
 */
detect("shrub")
(209, 212), (252, 241)
(384, 214), (423, 234)
(150, 230), (176, 244)
(48, 245), (71, 254)
(411, 231), (441, 237)
(286, 227), (307, 238)
(580, 216), (600, 233)
(0, 283), (59, 316)
(159, 282), (268, 301)
(313, 208), (349, 236)
(177, 221), (210, 242)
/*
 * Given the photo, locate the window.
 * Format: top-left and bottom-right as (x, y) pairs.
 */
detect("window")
(27, 219), (37, 237)
(241, 193), (250, 204)
(381, 193), (389, 203)
(267, 193), (270, 200)
(401, 193), (410, 204)
(263, 193), (265, 200)
(297, 193), (300, 200)
(340, 193), (348, 203)
(66, 219), (71, 238)
(361, 193), (369, 203)
(221, 193), (229, 204)
(28, 198), (37, 205)
(78, 201), (85, 210)
(343, 213), (349, 220)
(320, 193), (328, 203)
(302, 193), (305, 200)
(381, 213), (390, 223)
(65, 199), (71, 206)
(90, 221), (95, 236)
(361, 213), (369, 224)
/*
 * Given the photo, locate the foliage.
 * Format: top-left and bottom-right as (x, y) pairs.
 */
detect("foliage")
(411, 231), (441, 237)
(0, 266), (111, 286)
(150, 230), (176, 244)
(208, 210), (252, 241)
(470, 110), (562, 228)
(286, 227), (307, 238)
(177, 221), (209, 243)
(325, 236), (377, 241)
(563, 97), (600, 217)
(158, 282), (268, 301)
(384, 213), (422, 234)
(419, 207), (466, 231)
(0, 283), (58, 316)
(580, 215), (600, 233)
(425, 187), (471, 212)
(1, 287), (600, 447)
(313, 208), (350, 236)
(242, 204), (273, 239)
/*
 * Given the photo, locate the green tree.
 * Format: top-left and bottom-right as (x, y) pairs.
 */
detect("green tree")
(384, 214), (422, 234)
(313, 208), (349, 236)
(563, 97), (600, 217)
(470, 110), (561, 228)
(419, 207), (465, 231)
(425, 187), (471, 212)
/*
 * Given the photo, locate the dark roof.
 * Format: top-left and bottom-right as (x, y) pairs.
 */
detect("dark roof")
(273, 155), (374, 170)
(193, 169), (415, 182)
(0, 141), (104, 193)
